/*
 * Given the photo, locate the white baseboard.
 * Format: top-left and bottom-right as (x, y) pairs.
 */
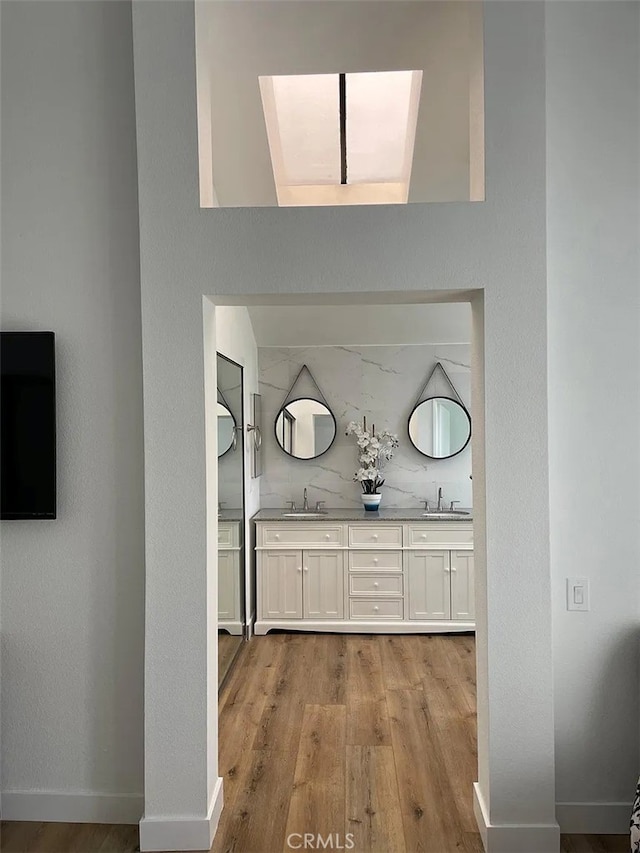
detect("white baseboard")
(0, 790), (143, 824)
(556, 801), (632, 834)
(139, 777), (224, 852)
(473, 783), (560, 853)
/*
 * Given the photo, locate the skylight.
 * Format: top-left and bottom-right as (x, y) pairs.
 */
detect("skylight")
(259, 70), (423, 207)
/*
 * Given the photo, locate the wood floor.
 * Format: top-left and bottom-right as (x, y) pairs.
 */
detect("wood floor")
(214, 632), (481, 853)
(1, 632), (631, 853)
(218, 632), (244, 688)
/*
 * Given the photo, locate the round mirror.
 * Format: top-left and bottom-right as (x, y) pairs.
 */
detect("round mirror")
(275, 398), (337, 460)
(408, 397), (471, 459)
(218, 402), (237, 457)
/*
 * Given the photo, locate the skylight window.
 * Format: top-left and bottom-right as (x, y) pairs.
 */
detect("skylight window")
(259, 70), (423, 206)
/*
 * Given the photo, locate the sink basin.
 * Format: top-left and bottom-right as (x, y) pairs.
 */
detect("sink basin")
(422, 510), (470, 518)
(281, 512), (329, 519)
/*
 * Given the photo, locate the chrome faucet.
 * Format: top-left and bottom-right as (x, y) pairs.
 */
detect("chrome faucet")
(437, 487), (444, 511)
(303, 488), (309, 511)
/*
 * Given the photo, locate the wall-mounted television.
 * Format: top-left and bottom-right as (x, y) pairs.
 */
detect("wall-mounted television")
(1, 332), (57, 520)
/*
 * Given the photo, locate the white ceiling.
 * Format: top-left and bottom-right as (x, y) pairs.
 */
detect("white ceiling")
(246, 302), (471, 347)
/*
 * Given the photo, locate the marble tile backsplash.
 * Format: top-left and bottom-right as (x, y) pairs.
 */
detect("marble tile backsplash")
(258, 344), (473, 509)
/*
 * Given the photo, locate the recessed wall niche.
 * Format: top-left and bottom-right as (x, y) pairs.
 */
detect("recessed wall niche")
(195, 0), (485, 208)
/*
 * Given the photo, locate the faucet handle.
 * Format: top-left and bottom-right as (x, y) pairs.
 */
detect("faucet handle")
(449, 500), (460, 511)
(287, 500), (296, 511)
(315, 500), (326, 512)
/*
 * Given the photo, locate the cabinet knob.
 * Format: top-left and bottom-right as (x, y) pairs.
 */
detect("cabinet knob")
(373, 582), (379, 588)
(372, 534), (379, 540)
(324, 534), (330, 540)
(297, 567), (302, 573)
(373, 605), (380, 612)
(274, 534), (280, 541)
(303, 567), (309, 573)
(445, 567), (451, 573)
(421, 534), (427, 540)
(451, 567), (457, 572)
(373, 558), (379, 564)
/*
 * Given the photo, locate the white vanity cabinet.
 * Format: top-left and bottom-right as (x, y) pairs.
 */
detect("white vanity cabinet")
(406, 549), (475, 621)
(255, 517), (474, 635)
(218, 520), (243, 634)
(260, 549), (344, 620)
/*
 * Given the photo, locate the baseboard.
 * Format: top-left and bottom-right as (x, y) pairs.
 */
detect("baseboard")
(556, 801), (632, 834)
(0, 790), (143, 824)
(139, 776), (224, 852)
(473, 783), (560, 853)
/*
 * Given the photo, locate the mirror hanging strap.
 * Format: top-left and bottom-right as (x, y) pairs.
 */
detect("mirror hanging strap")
(413, 361), (466, 408)
(280, 364), (332, 409)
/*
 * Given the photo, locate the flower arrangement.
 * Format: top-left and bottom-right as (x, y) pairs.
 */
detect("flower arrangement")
(345, 417), (399, 494)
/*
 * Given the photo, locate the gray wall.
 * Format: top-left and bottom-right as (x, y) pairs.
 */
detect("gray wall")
(547, 1), (640, 830)
(1, 0), (144, 814)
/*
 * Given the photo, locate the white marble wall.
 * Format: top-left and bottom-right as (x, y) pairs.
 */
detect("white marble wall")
(258, 345), (472, 509)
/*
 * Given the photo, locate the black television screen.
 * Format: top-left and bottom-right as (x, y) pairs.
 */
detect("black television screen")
(1, 332), (57, 519)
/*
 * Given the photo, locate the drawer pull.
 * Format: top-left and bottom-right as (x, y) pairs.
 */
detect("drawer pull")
(373, 582), (379, 588)
(372, 533), (379, 540)
(325, 534), (331, 540)
(373, 557), (379, 564)
(275, 534), (280, 541)
(421, 534), (427, 540)
(374, 605), (380, 612)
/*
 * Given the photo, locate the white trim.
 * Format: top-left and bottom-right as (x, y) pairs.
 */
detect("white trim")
(473, 783), (560, 853)
(139, 777), (223, 852)
(255, 618), (474, 635)
(218, 620), (243, 635)
(556, 801), (632, 835)
(0, 790), (143, 824)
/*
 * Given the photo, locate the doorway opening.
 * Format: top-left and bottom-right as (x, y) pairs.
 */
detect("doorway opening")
(206, 291), (484, 851)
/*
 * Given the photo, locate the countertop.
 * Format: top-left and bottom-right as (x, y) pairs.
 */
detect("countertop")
(218, 509), (243, 522)
(252, 508), (473, 522)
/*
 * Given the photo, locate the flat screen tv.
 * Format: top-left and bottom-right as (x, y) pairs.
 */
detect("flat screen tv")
(1, 332), (56, 519)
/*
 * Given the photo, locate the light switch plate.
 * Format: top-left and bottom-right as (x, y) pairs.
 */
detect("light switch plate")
(566, 577), (590, 611)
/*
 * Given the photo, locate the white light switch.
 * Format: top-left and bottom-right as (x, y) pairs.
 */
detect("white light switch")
(567, 577), (590, 611)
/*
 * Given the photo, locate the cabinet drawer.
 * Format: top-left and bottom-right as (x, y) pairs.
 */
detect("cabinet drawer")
(348, 551), (403, 572)
(349, 598), (404, 620)
(260, 524), (343, 547)
(349, 573), (403, 596)
(407, 525), (473, 548)
(218, 522), (238, 548)
(348, 525), (402, 548)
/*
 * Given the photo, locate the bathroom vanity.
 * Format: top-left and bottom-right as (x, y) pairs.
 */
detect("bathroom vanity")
(218, 514), (243, 635)
(253, 509), (474, 635)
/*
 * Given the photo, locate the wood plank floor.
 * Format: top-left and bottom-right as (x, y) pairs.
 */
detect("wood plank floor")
(218, 632), (244, 688)
(1, 632), (631, 853)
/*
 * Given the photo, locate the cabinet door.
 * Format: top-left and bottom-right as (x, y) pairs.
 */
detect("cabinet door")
(218, 550), (238, 621)
(303, 550), (344, 620)
(260, 550), (303, 619)
(407, 550), (451, 620)
(451, 550), (475, 621)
